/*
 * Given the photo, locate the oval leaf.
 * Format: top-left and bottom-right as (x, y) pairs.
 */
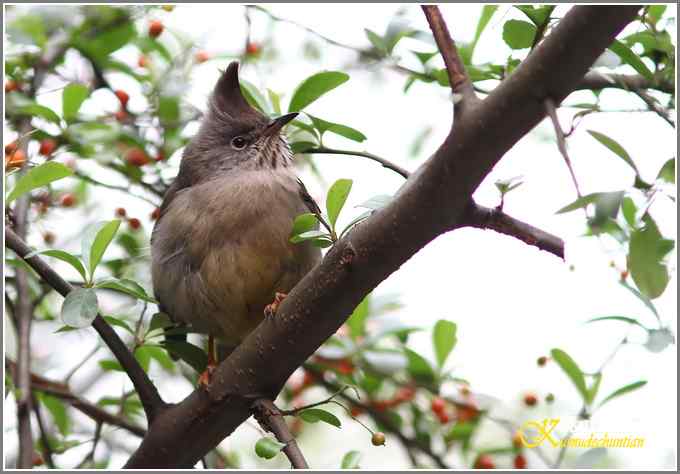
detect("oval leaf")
(628, 216), (670, 299)
(502, 20), (536, 50)
(62, 83), (90, 122)
(550, 348), (588, 403)
(6, 162), (73, 204)
(299, 408), (341, 428)
(24, 249), (87, 282)
(404, 348), (435, 384)
(587, 130), (639, 175)
(254, 437), (286, 460)
(161, 340), (207, 373)
(82, 220), (121, 280)
(326, 178), (353, 229)
(608, 40), (654, 81)
(433, 320), (457, 368)
(288, 71), (349, 112)
(290, 213), (320, 237)
(341, 451), (362, 469)
(95, 278), (157, 303)
(61, 287), (99, 328)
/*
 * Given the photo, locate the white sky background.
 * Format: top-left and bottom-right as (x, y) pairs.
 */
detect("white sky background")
(3, 3), (677, 469)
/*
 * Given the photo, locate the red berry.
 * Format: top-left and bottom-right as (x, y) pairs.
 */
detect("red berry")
(195, 50), (210, 63)
(39, 138), (57, 157)
(514, 454), (527, 469)
(437, 411), (450, 424)
(128, 217), (141, 230)
(337, 359), (354, 375)
(138, 55), (149, 68)
(115, 207), (127, 218)
(474, 454), (495, 469)
(431, 397), (446, 414)
(524, 393), (538, 407)
(148, 20), (164, 38)
(350, 406), (363, 417)
(150, 207), (161, 221)
(114, 89), (130, 107)
(125, 148), (150, 167)
(5, 80), (19, 93)
(372, 400), (389, 412)
(371, 432), (386, 446)
(5, 149), (26, 170)
(301, 370), (315, 387)
(246, 42), (260, 55)
(43, 231), (55, 245)
(457, 404), (480, 422)
(60, 193), (76, 207)
(620, 270), (629, 280)
(395, 386), (416, 403)
(537, 356), (548, 367)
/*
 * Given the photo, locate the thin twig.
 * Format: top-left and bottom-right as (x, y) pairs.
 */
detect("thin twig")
(32, 392), (56, 469)
(281, 385), (354, 416)
(5, 227), (166, 422)
(72, 171), (161, 206)
(634, 89), (675, 127)
(64, 344), (102, 384)
(252, 399), (309, 469)
(300, 146), (409, 179)
(544, 97), (583, 198)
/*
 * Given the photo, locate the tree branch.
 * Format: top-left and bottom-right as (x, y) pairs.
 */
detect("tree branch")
(124, 6), (640, 467)
(4, 227), (166, 423)
(633, 88), (675, 127)
(6, 359), (147, 438)
(575, 71), (675, 94)
(544, 97), (583, 198)
(422, 5), (477, 106)
(32, 392), (56, 469)
(252, 399), (309, 469)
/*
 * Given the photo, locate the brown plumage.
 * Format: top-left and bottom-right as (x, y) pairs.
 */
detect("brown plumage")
(151, 62), (321, 356)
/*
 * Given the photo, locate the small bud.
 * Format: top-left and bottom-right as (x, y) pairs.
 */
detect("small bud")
(545, 393), (555, 403)
(371, 432), (386, 446)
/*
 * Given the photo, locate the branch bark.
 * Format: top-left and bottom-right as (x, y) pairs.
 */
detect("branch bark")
(124, 6), (638, 468)
(4, 227), (166, 423)
(576, 71), (675, 94)
(252, 399), (309, 469)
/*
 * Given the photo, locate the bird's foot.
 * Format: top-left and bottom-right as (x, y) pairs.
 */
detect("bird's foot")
(198, 361), (217, 388)
(264, 292), (287, 318)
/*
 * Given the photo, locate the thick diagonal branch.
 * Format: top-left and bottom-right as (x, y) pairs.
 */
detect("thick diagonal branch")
(125, 6), (640, 468)
(4, 227), (166, 422)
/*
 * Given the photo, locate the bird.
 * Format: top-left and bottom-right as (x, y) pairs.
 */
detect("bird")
(150, 62), (322, 385)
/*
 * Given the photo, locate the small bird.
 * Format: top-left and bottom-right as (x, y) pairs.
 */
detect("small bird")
(151, 62), (322, 384)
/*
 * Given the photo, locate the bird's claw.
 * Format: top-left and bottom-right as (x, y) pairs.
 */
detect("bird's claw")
(264, 292), (287, 318)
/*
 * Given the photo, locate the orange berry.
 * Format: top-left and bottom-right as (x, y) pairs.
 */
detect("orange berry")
(512, 430), (523, 449)
(431, 397), (446, 414)
(514, 454), (527, 469)
(148, 20), (164, 38)
(138, 55), (149, 68)
(350, 406), (363, 417)
(60, 193), (76, 207)
(371, 432), (386, 446)
(523, 393), (538, 407)
(195, 50), (210, 63)
(114, 89), (130, 107)
(125, 148), (150, 167)
(474, 454), (495, 469)
(43, 231), (55, 245)
(128, 217), (141, 230)
(5, 80), (19, 93)
(301, 370), (315, 387)
(5, 141), (18, 156)
(150, 207), (161, 221)
(115, 207), (127, 218)
(246, 42), (260, 55)
(5, 148), (26, 170)
(39, 138), (57, 156)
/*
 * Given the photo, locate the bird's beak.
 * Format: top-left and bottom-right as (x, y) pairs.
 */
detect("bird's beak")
(264, 112), (298, 136)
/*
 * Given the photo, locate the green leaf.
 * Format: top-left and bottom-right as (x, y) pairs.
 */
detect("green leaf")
(621, 197), (637, 228)
(619, 279), (659, 320)
(143, 345), (175, 371)
(404, 348), (436, 384)
(9, 14), (47, 47)
(341, 450), (362, 469)
(61, 288), (99, 328)
(62, 83), (90, 122)
(6, 93), (61, 124)
(290, 213), (319, 238)
(158, 96), (180, 124)
(433, 320), (457, 368)
(39, 393), (70, 436)
(308, 115), (366, 142)
(290, 230), (332, 244)
(556, 191), (623, 215)
(657, 158), (675, 183)
(471, 5), (498, 55)
(240, 80), (270, 114)
(76, 22), (136, 63)
(161, 340), (207, 373)
(326, 178), (353, 230)
(598, 381), (647, 408)
(365, 29), (387, 55)
(102, 315), (134, 334)
(356, 195), (392, 211)
(288, 71), (349, 112)
(347, 296), (369, 340)
(99, 359), (124, 372)
(628, 215), (670, 299)
(608, 40), (654, 81)
(550, 348), (589, 403)
(148, 312), (173, 333)
(290, 141), (318, 154)
(82, 220), (121, 281)
(6, 162), (73, 204)
(586, 316), (646, 329)
(587, 130), (639, 175)
(502, 20), (536, 50)
(515, 5), (553, 26)
(95, 278), (157, 303)
(24, 249), (87, 282)
(586, 373), (602, 405)
(255, 437), (286, 460)
(299, 408), (342, 428)
(646, 5), (667, 24)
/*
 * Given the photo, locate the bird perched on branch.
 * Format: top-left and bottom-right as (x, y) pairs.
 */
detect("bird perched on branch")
(151, 62), (321, 385)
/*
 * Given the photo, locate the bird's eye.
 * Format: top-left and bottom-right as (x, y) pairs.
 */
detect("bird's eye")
(231, 136), (247, 150)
